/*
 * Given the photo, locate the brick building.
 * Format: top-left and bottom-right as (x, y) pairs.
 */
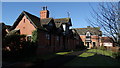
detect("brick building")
(8, 7), (82, 54)
(101, 37), (114, 47)
(73, 26), (102, 49)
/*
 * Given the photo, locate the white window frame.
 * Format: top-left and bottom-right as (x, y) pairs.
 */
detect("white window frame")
(63, 24), (66, 31)
(27, 35), (32, 41)
(46, 33), (50, 40)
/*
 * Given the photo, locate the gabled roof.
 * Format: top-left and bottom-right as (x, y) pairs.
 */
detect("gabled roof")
(40, 18), (53, 25)
(9, 11), (72, 31)
(102, 37), (113, 43)
(73, 26), (102, 36)
(0, 23), (11, 30)
(9, 11), (41, 30)
(55, 22), (62, 28)
(54, 18), (72, 26)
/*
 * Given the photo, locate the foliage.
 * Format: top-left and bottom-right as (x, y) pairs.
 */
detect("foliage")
(3, 34), (26, 48)
(2, 32), (37, 60)
(88, 2), (120, 46)
(99, 46), (106, 50)
(32, 29), (38, 43)
(112, 52), (120, 59)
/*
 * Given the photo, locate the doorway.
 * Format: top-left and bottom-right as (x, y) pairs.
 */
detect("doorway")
(93, 42), (96, 47)
(86, 42), (89, 48)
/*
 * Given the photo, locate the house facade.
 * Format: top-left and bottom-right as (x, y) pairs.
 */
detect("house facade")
(73, 26), (102, 49)
(8, 7), (82, 54)
(101, 37), (114, 47)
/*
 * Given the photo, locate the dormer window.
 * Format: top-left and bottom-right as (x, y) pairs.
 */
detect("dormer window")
(86, 32), (91, 40)
(62, 24), (66, 31)
(86, 32), (91, 36)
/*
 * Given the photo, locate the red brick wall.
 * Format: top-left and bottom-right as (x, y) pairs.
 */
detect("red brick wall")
(40, 10), (49, 19)
(15, 16), (36, 35)
(37, 30), (49, 55)
(80, 35), (100, 48)
(36, 31), (81, 55)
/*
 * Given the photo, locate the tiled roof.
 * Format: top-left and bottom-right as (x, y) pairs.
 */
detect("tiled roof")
(9, 11), (42, 30)
(9, 11), (72, 31)
(55, 22), (62, 28)
(40, 18), (53, 25)
(102, 37), (113, 43)
(23, 11), (41, 28)
(0, 23), (11, 30)
(73, 27), (102, 36)
(54, 18), (72, 26)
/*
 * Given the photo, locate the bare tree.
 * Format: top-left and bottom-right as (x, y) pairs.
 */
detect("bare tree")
(88, 2), (120, 46)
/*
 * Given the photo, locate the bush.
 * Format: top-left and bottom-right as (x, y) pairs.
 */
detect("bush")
(112, 52), (120, 59)
(99, 46), (106, 51)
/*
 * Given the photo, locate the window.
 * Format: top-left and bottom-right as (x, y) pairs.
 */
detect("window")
(93, 42), (96, 47)
(86, 32), (91, 41)
(62, 24), (66, 31)
(46, 33), (50, 40)
(86, 32), (91, 36)
(56, 36), (59, 41)
(24, 19), (25, 23)
(23, 27), (25, 29)
(27, 35), (32, 41)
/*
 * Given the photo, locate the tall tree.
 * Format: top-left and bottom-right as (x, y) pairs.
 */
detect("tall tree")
(88, 2), (120, 46)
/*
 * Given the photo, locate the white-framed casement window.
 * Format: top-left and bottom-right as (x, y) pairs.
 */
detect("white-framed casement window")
(86, 32), (91, 40)
(62, 24), (66, 31)
(27, 35), (32, 41)
(46, 33), (50, 40)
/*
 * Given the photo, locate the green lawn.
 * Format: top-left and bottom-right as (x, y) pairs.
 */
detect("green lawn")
(79, 52), (95, 57)
(87, 49), (113, 57)
(65, 49), (120, 66)
(56, 51), (72, 55)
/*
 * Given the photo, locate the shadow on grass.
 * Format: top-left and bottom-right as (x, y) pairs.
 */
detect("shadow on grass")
(2, 54), (76, 68)
(65, 54), (120, 67)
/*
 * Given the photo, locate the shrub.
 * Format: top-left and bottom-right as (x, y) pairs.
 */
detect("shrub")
(32, 29), (38, 43)
(112, 52), (120, 59)
(99, 46), (106, 51)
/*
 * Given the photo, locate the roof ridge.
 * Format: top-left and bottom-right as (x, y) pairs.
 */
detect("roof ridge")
(54, 18), (70, 20)
(23, 11), (40, 19)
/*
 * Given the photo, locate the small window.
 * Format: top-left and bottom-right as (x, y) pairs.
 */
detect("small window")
(23, 27), (25, 29)
(56, 36), (59, 41)
(46, 34), (50, 40)
(86, 32), (91, 36)
(24, 19), (25, 23)
(27, 35), (32, 41)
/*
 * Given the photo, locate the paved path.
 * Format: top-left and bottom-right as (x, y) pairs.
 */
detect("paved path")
(43, 49), (87, 68)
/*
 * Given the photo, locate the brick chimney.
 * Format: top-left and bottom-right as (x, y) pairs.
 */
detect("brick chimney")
(40, 6), (49, 19)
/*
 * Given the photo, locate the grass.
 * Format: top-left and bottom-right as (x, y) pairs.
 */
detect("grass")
(65, 54), (120, 66)
(64, 49), (120, 66)
(56, 52), (72, 55)
(79, 53), (95, 57)
(87, 49), (113, 57)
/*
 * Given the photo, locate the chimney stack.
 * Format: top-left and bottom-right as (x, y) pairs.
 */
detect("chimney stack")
(40, 6), (49, 19)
